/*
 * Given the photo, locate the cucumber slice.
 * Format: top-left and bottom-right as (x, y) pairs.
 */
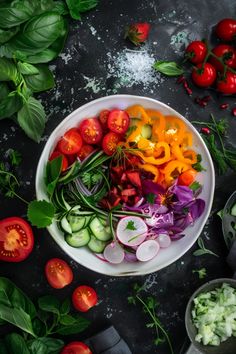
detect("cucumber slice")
(65, 228), (90, 247)
(67, 214), (86, 232)
(61, 215), (72, 234)
(89, 217), (112, 241)
(88, 235), (106, 253)
(231, 203), (236, 216)
(141, 124), (152, 139)
(84, 215), (92, 227)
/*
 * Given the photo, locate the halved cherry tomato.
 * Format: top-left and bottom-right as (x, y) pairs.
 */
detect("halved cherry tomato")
(185, 41), (207, 64)
(178, 169), (197, 186)
(107, 110), (130, 134)
(79, 118), (103, 144)
(217, 71), (236, 94)
(0, 217), (34, 262)
(49, 150), (68, 172)
(77, 144), (94, 161)
(215, 18), (236, 42)
(58, 128), (83, 155)
(60, 342), (92, 354)
(72, 285), (98, 312)
(45, 258), (73, 289)
(102, 132), (121, 155)
(210, 44), (236, 72)
(191, 63), (216, 87)
(99, 109), (110, 128)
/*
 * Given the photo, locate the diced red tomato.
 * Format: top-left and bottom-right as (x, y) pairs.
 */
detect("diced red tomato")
(72, 285), (98, 312)
(58, 128), (83, 155)
(60, 342), (92, 354)
(126, 171), (142, 188)
(99, 109), (110, 128)
(79, 118), (103, 144)
(77, 144), (94, 161)
(0, 217), (34, 262)
(45, 258), (73, 289)
(178, 169), (197, 186)
(102, 132), (121, 155)
(49, 150), (68, 172)
(107, 110), (130, 134)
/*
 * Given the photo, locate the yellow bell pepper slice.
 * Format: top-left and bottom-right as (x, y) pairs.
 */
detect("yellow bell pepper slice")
(163, 116), (186, 144)
(171, 143), (198, 164)
(134, 142), (171, 165)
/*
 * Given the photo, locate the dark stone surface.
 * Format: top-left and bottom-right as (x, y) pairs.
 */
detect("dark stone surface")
(0, 1), (236, 353)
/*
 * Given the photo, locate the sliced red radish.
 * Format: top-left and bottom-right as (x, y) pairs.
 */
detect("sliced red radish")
(103, 242), (125, 264)
(136, 240), (160, 262)
(116, 216), (148, 247)
(157, 233), (171, 248)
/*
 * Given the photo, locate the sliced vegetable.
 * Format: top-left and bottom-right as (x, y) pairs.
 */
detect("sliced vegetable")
(116, 216), (148, 246)
(45, 258), (73, 289)
(72, 285), (98, 312)
(107, 109), (130, 134)
(136, 240), (160, 261)
(58, 128), (83, 155)
(89, 217), (112, 241)
(103, 242), (125, 264)
(178, 169), (198, 186)
(65, 229), (90, 248)
(79, 118), (103, 144)
(88, 235), (107, 253)
(102, 131), (122, 156)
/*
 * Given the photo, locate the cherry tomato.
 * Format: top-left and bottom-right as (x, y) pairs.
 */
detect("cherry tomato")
(215, 18), (236, 42)
(102, 132), (121, 156)
(60, 342), (92, 354)
(191, 63), (216, 87)
(79, 118), (103, 144)
(178, 169), (197, 186)
(0, 217), (34, 262)
(77, 144), (94, 161)
(209, 44), (236, 72)
(99, 109), (110, 128)
(217, 71), (236, 94)
(72, 285), (98, 312)
(45, 258), (73, 289)
(107, 110), (130, 134)
(185, 41), (207, 64)
(49, 150), (68, 172)
(58, 128), (83, 155)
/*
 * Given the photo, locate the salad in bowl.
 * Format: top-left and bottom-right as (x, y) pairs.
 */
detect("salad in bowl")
(36, 95), (214, 276)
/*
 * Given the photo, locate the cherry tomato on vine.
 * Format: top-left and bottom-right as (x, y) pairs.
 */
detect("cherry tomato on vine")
(60, 342), (92, 354)
(107, 110), (130, 134)
(185, 41), (207, 64)
(79, 118), (103, 144)
(191, 63), (216, 87)
(209, 44), (236, 72)
(0, 217), (34, 262)
(45, 258), (73, 289)
(178, 169), (197, 186)
(215, 18), (236, 42)
(217, 71), (236, 94)
(49, 150), (68, 171)
(72, 285), (98, 312)
(102, 131), (122, 155)
(58, 128), (83, 155)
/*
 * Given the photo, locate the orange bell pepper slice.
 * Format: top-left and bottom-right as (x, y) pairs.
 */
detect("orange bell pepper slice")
(181, 132), (193, 148)
(125, 105), (150, 123)
(163, 116), (185, 144)
(138, 163), (159, 182)
(145, 109), (166, 142)
(171, 143), (198, 164)
(163, 160), (191, 185)
(134, 142), (171, 165)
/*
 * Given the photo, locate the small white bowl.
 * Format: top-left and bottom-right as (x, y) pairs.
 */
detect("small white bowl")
(36, 95), (215, 276)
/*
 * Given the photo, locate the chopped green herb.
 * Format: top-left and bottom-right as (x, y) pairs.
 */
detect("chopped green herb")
(193, 237), (219, 257)
(192, 268), (207, 279)
(192, 154), (206, 172)
(146, 193), (156, 204)
(125, 220), (137, 231)
(8, 149), (22, 166)
(189, 181), (202, 192)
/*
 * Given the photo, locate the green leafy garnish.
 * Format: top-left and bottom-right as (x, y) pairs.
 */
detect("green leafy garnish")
(8, 149), (22, 166)
(189, 181), (201, 192)
(146, 193), (156, 204)
(193, 237), (219, 257)
(66, 0), (99, 20)
(125, 220), (137, 231)
(192, 268), (207, 279)
(81, 171), (103, 189)
(27, 200), (55, 228)
(192, 154), (206, 172)
(153, 61), (184, 76)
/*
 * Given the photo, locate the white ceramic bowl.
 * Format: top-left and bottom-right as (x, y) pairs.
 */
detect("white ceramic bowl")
(36, 95), (215, 276)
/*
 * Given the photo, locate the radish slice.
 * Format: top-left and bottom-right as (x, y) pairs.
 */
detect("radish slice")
(116, 216), (148, 246)
(103, 242), (125, 264)
(136, 240), (160, 262)
(157, 233), (171, 248)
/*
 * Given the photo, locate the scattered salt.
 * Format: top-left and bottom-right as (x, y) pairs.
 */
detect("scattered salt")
(89, 25), (97, 36)
(59, 52), (73, 65)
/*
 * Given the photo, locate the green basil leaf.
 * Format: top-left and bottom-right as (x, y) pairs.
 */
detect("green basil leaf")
(2, 13), (64, 57)
(0, 57), (19, 83)
(0, 92), (23, 119)
(0, 339), (8, 354)
(0, 0), (57, 28)
(66, 0), (98, 20)
(55, 316), (90, 335)
(54, 1), (69, 15)
(32, 318), (45, 337)
(60, 314), (77, 326)
(60, 298), (71, 315)
(17, 62), (39, 75)
(30, 337), (64, 353)
(153, 61), (184, 76)
(0, 26), (19, 44)
(24, 64), (54, 92)
(17, 96), (46, 142)
(0, 82), (9, 100)
(0, 303), (35, 336)
(45, 156), (63, 196)
(38, 295), (60, 314)
(28, 339), (48, 354)
(0, 277), (36, 318)
(5, 333), (30, 354)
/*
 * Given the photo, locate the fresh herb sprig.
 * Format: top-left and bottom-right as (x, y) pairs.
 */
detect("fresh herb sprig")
(192, 267), (207, 279)
(128, 284), (174, 354)
(193, 237), (219, 257)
